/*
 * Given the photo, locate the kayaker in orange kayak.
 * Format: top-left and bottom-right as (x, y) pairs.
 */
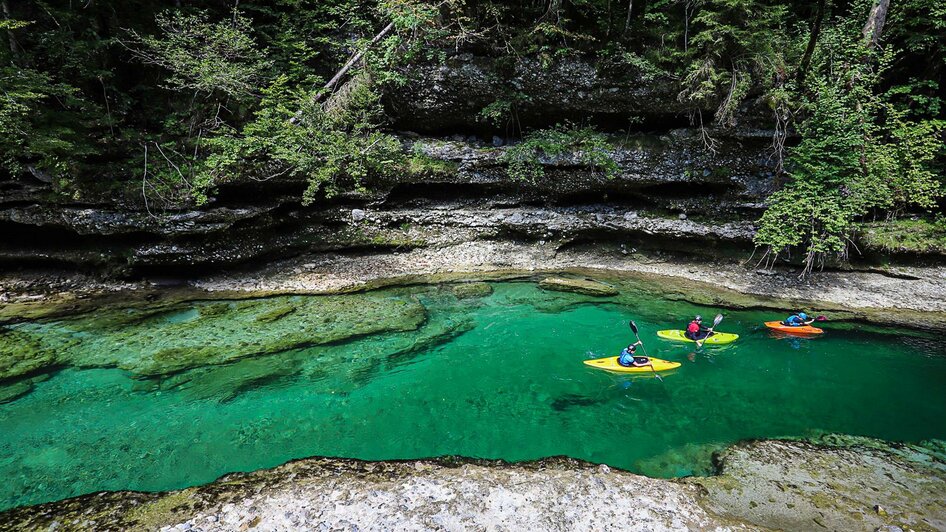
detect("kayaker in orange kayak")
(783, 312), (816, 327)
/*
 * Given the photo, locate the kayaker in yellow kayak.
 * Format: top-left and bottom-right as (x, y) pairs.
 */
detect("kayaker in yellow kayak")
(783, 312), (816, 326)
(684, 315), (714, 341)
(617, 340), (654, 370)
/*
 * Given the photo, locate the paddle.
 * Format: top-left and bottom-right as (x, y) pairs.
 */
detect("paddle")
(629, 320), (663, 382)
(696, 313), (724, 348)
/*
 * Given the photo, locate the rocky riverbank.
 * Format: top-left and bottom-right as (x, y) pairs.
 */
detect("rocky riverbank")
(3, 436), (943, 531)
(4, 241), (946, 331)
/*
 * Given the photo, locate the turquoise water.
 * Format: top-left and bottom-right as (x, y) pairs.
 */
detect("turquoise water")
(2, 281), (946, 511)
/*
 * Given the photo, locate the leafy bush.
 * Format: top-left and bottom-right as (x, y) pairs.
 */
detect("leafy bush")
(754, 37), (944, 273)
(859, 217), (946, 254)
(200, 74), (402, 206)
(126, 10), (272, 99)
(501, 124), (619, 183)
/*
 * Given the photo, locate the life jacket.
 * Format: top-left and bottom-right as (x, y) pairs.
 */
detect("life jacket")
(618, 348), (636, 366)
(687, 321), (701, 334)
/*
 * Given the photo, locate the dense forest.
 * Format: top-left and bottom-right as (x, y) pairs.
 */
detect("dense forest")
(1, 0), (944, 271)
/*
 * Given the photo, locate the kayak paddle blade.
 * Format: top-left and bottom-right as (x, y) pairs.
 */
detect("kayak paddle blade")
(713, 313), (724, 328)
(815, 315), (828, 321)
(629, 320), (639, 335)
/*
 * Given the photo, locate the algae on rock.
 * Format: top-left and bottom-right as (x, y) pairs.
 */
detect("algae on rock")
(450, 282), (494, 299)
(538, 277), (619, 297)
(2, 293), (428, 380)
(0, 328), (59, 381)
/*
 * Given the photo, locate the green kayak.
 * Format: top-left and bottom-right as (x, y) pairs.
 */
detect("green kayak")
(657, 330), (739, 345)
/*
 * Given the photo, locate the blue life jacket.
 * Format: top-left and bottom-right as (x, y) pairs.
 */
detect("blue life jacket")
(785, 315), (804, 326)
(618, 348), (636, 366)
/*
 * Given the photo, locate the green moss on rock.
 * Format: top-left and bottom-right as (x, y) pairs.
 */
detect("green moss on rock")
(4, 293), (428, 378)
(254, 303), (297, 323)
(451, 282), (494, 299)
(0, 328), (58, 381)
(124, 490), (197, 530)
(198, 303), (231, 318)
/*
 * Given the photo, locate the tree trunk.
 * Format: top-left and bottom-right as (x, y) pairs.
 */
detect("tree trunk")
(797, 0), (827, 85)
(623, 0), (633, 35)
(291, 21), (395, 123)
(1, 0), (20, 59)
(862, 0), (890, 49)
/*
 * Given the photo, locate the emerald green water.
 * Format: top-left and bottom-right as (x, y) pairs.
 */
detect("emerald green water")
(2, 280), (946, 511)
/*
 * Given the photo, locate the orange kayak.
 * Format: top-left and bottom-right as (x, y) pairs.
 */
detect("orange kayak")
(764, 321), (824, 335)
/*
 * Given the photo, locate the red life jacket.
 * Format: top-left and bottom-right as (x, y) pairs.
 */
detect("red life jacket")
(687, 321), (700, 333)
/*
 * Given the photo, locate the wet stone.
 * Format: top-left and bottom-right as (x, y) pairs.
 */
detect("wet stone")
(538, 277), (619, 297)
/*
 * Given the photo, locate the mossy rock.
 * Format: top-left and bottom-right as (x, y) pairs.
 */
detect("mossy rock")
(32, 292), (429, 377)
(254, 303), (296, 323)
(451, 282), (494, 299)
(0, 328), (58, 380)
(198, 303), (231, 318)
(538, 277), (619, 297)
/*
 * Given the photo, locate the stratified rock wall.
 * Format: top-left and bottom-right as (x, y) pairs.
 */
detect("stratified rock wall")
(3, 53), (923, 277)
(0, 133), (775, 275)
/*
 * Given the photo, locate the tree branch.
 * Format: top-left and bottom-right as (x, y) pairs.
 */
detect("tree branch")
(317, 21), (395, 103)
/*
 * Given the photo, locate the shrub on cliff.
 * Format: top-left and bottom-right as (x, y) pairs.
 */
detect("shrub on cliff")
(501, 124), (619, 183)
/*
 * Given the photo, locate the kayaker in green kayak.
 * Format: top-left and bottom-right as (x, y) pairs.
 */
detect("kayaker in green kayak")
(684, 315), (714, 341)
(617, 340), (654, 370)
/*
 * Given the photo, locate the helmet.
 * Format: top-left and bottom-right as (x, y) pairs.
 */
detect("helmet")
(695, 315), (702, 321)
(799, 312), (808, 320)
(628, 344), (637, 351)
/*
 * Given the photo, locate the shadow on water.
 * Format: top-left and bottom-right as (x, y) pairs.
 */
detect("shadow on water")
(551, 367), (678, 411)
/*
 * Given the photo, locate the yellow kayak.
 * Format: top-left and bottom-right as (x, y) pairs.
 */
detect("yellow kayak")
(656, 330), (739, 345)
(583, 356), (681, 373)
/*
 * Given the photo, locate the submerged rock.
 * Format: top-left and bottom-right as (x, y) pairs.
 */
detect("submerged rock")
(0, 328), (59, 381)
(0, 380), (32, 404)
(1, 293), (428, 380)
(450, 282), (494, 299)
(539, 277), (619, 297)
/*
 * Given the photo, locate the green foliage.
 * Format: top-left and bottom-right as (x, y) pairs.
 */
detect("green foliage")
(501, 124), (618, 183)
(860, 217), (946, 255)
(200, 74), (401, 206)
(754, 34), (945, 272)
(478, 100), (514, 127)
(0, 0), (942, 243)
(127, 10), (272, 99)
(0, 66), (95, 183)
(678, 0), (792, 126)
(617, 52), (668, 83)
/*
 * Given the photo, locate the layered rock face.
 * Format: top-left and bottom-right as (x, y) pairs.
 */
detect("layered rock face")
(0, 55), (783, 277)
